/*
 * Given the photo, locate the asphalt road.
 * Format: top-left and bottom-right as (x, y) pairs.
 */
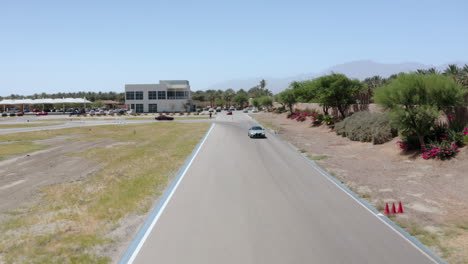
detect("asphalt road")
(130, 112), (441, 264)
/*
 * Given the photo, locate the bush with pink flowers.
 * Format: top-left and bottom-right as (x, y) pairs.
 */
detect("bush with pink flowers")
(422, 141), (460, 160)
(464, 127), (468, 145)
(396, 140), (409, 151)
(287, 110), (313, 122)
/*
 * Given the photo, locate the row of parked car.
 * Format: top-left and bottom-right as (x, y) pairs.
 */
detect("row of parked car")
(1, 111), (50, 117)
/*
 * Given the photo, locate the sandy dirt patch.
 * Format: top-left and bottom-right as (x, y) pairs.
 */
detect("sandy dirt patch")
(0, 136), (111, 215)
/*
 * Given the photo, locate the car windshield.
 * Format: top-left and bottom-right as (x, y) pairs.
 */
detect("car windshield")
(251, 126), (263, 130)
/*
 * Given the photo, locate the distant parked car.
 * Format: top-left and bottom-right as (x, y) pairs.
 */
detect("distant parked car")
(1, 113), (7, 117)
(9, 113), (16, 117)
(243, 109), (248, 113)
(155, 115), (174, 121)
(216, 107), (222, 112)
(36, 112), (48, 116)
(227, 111), (233, 115)
(248, 126), (266, 138)
(16, 112), (24, 116)
(252, 109), (258, 113)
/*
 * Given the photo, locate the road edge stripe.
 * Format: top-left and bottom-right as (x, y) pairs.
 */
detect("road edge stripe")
(118, 123), (216, 264)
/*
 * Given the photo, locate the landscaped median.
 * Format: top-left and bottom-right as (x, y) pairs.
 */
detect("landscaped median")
(0, 122), (210, 263)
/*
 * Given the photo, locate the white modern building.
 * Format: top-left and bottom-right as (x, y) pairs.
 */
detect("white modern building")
(125, 80), (192, 113)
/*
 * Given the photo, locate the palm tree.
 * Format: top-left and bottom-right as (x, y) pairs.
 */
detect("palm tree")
(361, 76), (384, 104)
(259, 79), (266, 89)
(223, 89), (235, 107)
(205, 90), (217, 107)
(444, 64), (460, 76)
(427, 67), (439, 74)
(416, 69), (427, 75)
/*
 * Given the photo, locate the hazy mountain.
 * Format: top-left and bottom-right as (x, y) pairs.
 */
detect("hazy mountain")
(202, 60), (468, 94)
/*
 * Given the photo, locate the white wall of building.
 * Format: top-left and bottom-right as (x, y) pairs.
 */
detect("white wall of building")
(124, 81), (192, 113)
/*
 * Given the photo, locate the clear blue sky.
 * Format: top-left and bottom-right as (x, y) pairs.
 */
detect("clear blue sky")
(1, 0), (467, 96)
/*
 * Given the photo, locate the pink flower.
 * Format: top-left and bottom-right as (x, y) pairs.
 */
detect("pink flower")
(447, 115), (454, 120)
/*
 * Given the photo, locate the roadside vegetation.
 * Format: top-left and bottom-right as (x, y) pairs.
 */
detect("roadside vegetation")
(274, 64), (468, 160)
(0, 123), (210, 263)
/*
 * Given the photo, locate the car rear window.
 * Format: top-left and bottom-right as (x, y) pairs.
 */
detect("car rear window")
(251, 126), (263, 130)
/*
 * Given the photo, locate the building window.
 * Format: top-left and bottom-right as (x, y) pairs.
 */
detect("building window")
(126, 91), (135, 100)
(136, 104), (143, 113)
(135, 91), (143, 100)
(148, 91), (157, 100)
(158, 91), (166, 100)
(130, 104), (135, 110)
(167, 91), (176, 99)
(176, 92), (187, 99)
(148, 104), (158, 113)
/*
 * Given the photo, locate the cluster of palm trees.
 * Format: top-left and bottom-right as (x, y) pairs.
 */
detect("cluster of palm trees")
(1, 91), (125, 102)
(191, 79), (272, 107)
(359, 64), (468, 104)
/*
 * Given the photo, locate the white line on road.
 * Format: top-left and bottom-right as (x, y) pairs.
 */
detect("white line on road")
(302, 156), (443, 264)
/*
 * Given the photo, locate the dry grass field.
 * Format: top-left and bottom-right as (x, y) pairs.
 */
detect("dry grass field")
(0, 122), (210, 263)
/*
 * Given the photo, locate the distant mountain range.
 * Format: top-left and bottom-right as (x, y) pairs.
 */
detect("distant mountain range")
(203, 60), (468, 94)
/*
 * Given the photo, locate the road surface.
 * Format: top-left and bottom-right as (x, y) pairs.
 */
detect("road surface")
(129, 112), (441, 264)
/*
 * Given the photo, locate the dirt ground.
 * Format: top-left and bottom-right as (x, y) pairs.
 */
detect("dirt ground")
(253, 112), (468, 263)
(0, 136), (110, 218)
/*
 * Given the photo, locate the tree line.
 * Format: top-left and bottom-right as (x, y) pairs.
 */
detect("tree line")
(191, 79), (272, 107)
(277, 64), (468, 116)
(0, 79), (273, 108)
(0, 91), (125, 102)
(276, 64), (468, 148)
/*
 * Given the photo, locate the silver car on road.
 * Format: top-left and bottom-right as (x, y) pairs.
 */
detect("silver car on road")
(248, 126), (266, 138)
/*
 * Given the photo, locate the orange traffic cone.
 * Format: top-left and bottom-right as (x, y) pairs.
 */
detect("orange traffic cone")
(391, 203), (397, 214)
(383, 203), (390, 215)
(397, 201), (404, 214)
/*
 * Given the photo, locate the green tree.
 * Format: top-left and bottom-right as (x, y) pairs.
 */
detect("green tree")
(290, 80), (317, 102)
(260, 79), (266, 89)
(233, 93), (248, 107)
(192, 91), (206, 102)
(247, 86), (272, 98)
(374, 73), (465, 146)
(215, 98), (226, 107)
(252, 98), (260, 109)
(205, 90), (217, 107)
(312, 74), (363, 117)
(277, 89), (297, 113)
(223, 89), (236, 106)
(259, 96), (273, 111)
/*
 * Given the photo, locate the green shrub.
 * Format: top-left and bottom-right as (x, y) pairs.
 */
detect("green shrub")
(322, 114), (337, 126)
(335, 112), (397, 144)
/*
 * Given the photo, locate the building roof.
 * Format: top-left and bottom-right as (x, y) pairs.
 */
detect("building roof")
(160, 80), (189, 85)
